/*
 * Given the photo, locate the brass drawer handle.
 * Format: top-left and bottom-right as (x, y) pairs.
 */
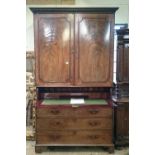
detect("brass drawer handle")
(89, 121), (99, 126)
(50, 135), (61, 140)
(50, 109), (60, 115)
(50, 121), (61, 126)
(88, 109), (99, 114)
(88, 135), (99, 139)
(55, 121), (61, 125)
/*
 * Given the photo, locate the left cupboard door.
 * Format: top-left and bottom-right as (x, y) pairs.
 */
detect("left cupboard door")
(34, 14), (74, 87)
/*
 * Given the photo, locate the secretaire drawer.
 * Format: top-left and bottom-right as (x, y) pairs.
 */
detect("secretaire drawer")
(36, 118), (112, 130)
(37, 106), (112, 118)
(36, 130), (112, 144)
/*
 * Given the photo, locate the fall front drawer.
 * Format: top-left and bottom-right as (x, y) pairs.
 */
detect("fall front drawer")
(36, 118), (112, 130)
(37, 106), (112, 118)
(36, 130), (112, 144)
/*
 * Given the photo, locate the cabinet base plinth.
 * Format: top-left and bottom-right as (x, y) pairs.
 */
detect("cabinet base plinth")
(35, 144), (114, 153)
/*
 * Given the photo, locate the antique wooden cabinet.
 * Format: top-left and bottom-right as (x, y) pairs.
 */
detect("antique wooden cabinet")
(113, 28), (129, 145)
(30, 7), (118, 153)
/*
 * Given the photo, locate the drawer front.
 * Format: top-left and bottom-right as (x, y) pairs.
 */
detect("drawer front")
(36, 118), (112, 130)
(37, 108), (73, 118)
(75, 107), (112, 117)
(37, 106), (112, 118)
(36, 130), (112, 144)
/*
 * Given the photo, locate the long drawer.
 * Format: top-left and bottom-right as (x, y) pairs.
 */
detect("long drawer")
(36, 130), (112, 144)
(36, 118), (112, 130)
(37, 106), (112, 118)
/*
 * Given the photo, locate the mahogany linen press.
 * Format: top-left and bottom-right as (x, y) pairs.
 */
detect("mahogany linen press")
(30, 7), (118, 153)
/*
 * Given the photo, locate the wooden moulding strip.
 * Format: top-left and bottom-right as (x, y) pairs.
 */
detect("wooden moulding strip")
(26, 0), (75, 5)
(35, 143), (114, 146)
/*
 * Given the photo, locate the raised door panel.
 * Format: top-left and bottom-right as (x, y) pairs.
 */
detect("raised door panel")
(75, 14), (114, 87)
(123, 45), (129, 81)
(117, 44), (129, 82)
(35, 14), (74, 86)
(115, 103), (129, 138)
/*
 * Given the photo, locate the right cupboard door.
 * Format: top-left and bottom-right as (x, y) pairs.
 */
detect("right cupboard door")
(75, 14), (114, 87)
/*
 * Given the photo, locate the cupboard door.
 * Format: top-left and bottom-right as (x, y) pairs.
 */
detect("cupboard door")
(75, 14), (114, 86)
(35, 14), (74, 86)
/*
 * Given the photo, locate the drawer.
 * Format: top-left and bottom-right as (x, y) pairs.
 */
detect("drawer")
(37, 108), (73, 118)
(37, 106), (112, 118)
(75, 107), (112, 117)
(36, 118), (112, 130)
(36, 130), (112, 144)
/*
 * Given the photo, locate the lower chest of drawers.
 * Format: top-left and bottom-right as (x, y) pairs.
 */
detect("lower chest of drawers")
(36, 105), (113, 145)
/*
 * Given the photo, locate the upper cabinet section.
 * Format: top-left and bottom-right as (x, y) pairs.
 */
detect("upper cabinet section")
(30, 8), (118, 87)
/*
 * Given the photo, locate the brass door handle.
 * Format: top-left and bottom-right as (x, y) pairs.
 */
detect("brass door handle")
(65, 61), (69, 64)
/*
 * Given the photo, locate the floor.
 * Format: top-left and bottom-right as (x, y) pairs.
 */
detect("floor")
(26, 141), (129, 155)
